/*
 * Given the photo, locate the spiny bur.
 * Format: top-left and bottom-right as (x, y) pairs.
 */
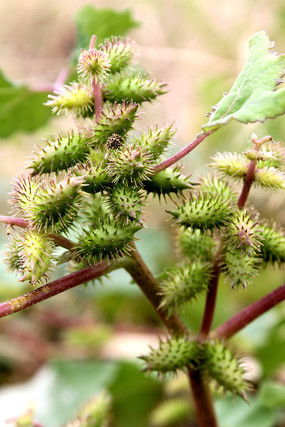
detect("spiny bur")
(100, 37), (135, 74)
(159, 262), (212, 313)
(28, 132), (90, 175)
(104, 72), (167, 104)
(144, 167), (193, 198)
(45, 83), (94, 116)
(67, 392), (111, 427)
(134, 125), (175, 160)
(141, 337), (200, 374)
(203, 341), (249, 398)
(259, 223), (285, 264)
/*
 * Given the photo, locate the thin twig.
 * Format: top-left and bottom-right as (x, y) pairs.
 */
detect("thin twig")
(153, 130), (215, 173)
(0, 263), (111, 318)
(212, 283), (285, 340)
(0, 215), (74, 250)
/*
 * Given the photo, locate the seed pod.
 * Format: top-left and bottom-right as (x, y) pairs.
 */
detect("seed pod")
(100, 37), (135, 74)
(91, 102), (138, 147)
(77, 48), (110, 80)
(19, 231), (55, 286)
(28, 132), (90, 175)
(224, 210), (262, 254)
(203, 341), (249, 398)
(134, 125), (175, 160)
(108, 186), (145, 223)
(13, 176), (83, 233)
(255, 167), (285, 189)
(75, 221), (142, 262)
(209, 152), (248, 179)
(45, 83), (93, 117)
(159, 261), (211, 313)
(223, 247), (260, 288)
(178, 228), (215, 262)
(67, 392), (111, 427)
(259, 223), (285, 264)
(170, 193), (232, 230)
(141, 337), (200, 374)
(108, 143), (154, 185)
(104, 72), (167, 104)
(144, 167), (193, 197)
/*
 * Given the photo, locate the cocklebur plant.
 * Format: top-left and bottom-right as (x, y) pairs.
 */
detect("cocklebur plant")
(2, 31), (285, 427)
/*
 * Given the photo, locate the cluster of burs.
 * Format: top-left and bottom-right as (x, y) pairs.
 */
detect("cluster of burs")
(5, 36), (285, 398)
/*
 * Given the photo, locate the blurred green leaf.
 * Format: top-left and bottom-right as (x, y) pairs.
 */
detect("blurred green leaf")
(259, 381), (285, 409)
(39, 360), (118, 426)
(215, 395), (278, 427)
(75, 6), (139, 50)
(0, 71), (50, 138)
(203, 31), (285, 131)
(256, 318), (285, 375)
(109, 362), (162, 427)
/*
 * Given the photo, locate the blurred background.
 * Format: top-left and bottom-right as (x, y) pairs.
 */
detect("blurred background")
(0, 0), (285, 426)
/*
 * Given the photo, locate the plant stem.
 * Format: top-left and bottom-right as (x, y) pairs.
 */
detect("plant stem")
(188, 368), (218, 427)
(212, 283), (285, 339)
(0, 215), (74, 250)
(126, 245), (217, 427)
(199, 246), (222, 337)
(237, 160), (256, 209)
(0, 263), (111, 318)
(89, 34), (103, 122)
(153, 130), (215, 173)
(237, 135), (272, 209)
(92, 78), (103, 121)
(125, 246), (186, 334)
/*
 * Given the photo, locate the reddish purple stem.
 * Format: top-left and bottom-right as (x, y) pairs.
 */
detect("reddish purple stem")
(153, 130), (214, 173)
(0, 263), (109, 318)
(212, 283), (285, 339)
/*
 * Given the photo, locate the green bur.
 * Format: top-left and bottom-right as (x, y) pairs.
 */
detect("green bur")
(90, 102), (138, 146)
(203, 341), (249, 398)
(159, 261), (211, 313)
(75, 221), (142, 262)
(144, 168), (193, 197)
(141, 337), (200, 374)
(29, 132), (90, 175)
(104, 72), (167, 103)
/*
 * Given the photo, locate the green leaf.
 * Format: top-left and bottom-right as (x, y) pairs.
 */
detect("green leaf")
(203, 31), (285, 131)
(259, 381), (285, 409)
(0, 71), (51, 137)
(215, 395), (278, 427)
(75, 6), (139, 50)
